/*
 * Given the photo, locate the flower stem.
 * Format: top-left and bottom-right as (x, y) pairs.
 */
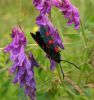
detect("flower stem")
(80, 20), (87, 46)
(56, 65), (68, 94)
(56, 66), (63, 83)
(78, 20), (88, 84)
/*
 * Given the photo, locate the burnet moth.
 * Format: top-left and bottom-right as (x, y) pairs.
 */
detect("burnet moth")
(30, 26), (80, 79)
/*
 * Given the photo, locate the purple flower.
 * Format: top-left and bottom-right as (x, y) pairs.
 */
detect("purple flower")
(53, 0), (80, 29)
(46, 55), (57, 71)
(33, 0), (52, 15)
(33, 0), (80, 30)
(40, 0), (52, 15)
(36, 14), (47, 26)
(4, 26), (27, 60)
(52, 0), (64, 8)
(4, 26), (39, 100)
(36, 15), (64, 69)
(33, 0), (44, 10)
(36, 15), (64, 49)
(33, 0), (64, 50)
(12, 53), (38, 100)
(50, 58), (57, 70)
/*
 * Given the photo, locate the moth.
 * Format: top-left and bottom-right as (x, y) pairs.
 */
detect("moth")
(31, 26), (61, 63)
(30, 26), (79, 78)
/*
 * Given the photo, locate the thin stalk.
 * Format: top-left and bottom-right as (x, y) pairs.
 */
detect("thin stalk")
(0, 42), (84, 52)
(78, 20), (88, 84)
(56, 65), (63, 84)
(80, 20), (87, 46)
(56, 65), (68, 93)
(56, 65), (66, 89)
(0, 44), (37, 52)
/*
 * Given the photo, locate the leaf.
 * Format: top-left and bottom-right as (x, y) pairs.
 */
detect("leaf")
(64, 34), (81, 40)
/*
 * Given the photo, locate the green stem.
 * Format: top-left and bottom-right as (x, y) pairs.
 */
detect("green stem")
(56, 65), (66, 90)
(80, 20), (87, 46)
(56, 66), (63, 84)
(78, 20), (88, 84)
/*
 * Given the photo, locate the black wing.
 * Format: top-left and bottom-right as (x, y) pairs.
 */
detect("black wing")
(30, 32), (61, 63)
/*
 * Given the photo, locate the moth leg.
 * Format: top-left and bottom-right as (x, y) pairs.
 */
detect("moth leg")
(60, 64), (64, 79)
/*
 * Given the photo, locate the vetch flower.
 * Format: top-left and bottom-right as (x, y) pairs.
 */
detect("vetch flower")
(52, 0), (80, 29)
(33, 0), (80, 30)
(50, 58), (57, 70)
(24, 53), (39, 100)
(33, 0), (52, 15)
(46, 55), (57, 71)
(36, 15), (64, 49)
(4, 26), (27, 61)
(33, 0), (44, 10)
(4, 26), (39, 100)
(40, 0), (52, 15)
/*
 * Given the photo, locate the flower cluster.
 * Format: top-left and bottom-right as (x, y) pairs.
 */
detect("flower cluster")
(33, 0), (80, 29)
(53, 0), (80, 29)
(4, 26), (39, 100)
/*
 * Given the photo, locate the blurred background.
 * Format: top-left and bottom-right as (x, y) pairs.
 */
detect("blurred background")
(0, 0), (94, 100)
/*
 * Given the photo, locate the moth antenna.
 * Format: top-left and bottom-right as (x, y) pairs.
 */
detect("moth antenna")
(59, 63), (64, 79)
(61, 60), (80, 70)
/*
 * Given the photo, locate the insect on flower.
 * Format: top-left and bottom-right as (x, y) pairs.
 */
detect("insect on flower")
(30, 26), (80, 79)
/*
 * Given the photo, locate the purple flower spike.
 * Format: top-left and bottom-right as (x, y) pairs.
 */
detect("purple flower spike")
(40, 0), (52, 15)
(46, 55), (57, 71)
(53, 0), (80, 29)
(33, 0), (44, 10)
(34, 0), (65, 50)
(24, 53), (39, 100)
(33, 0), (80, 32)
(4, 26), (39, 100)
(36, 15), (64, 49)
(36, 14), (47, 26)
(53, 29), (64, 49)
(29, 53), (39, 68)
(33, 0), (52, 15)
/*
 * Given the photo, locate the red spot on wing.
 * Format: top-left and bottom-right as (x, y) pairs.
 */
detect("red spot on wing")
(48, 40), (54, 44)
(54, 47), (59, 52)
(46, 32), (50, 36)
